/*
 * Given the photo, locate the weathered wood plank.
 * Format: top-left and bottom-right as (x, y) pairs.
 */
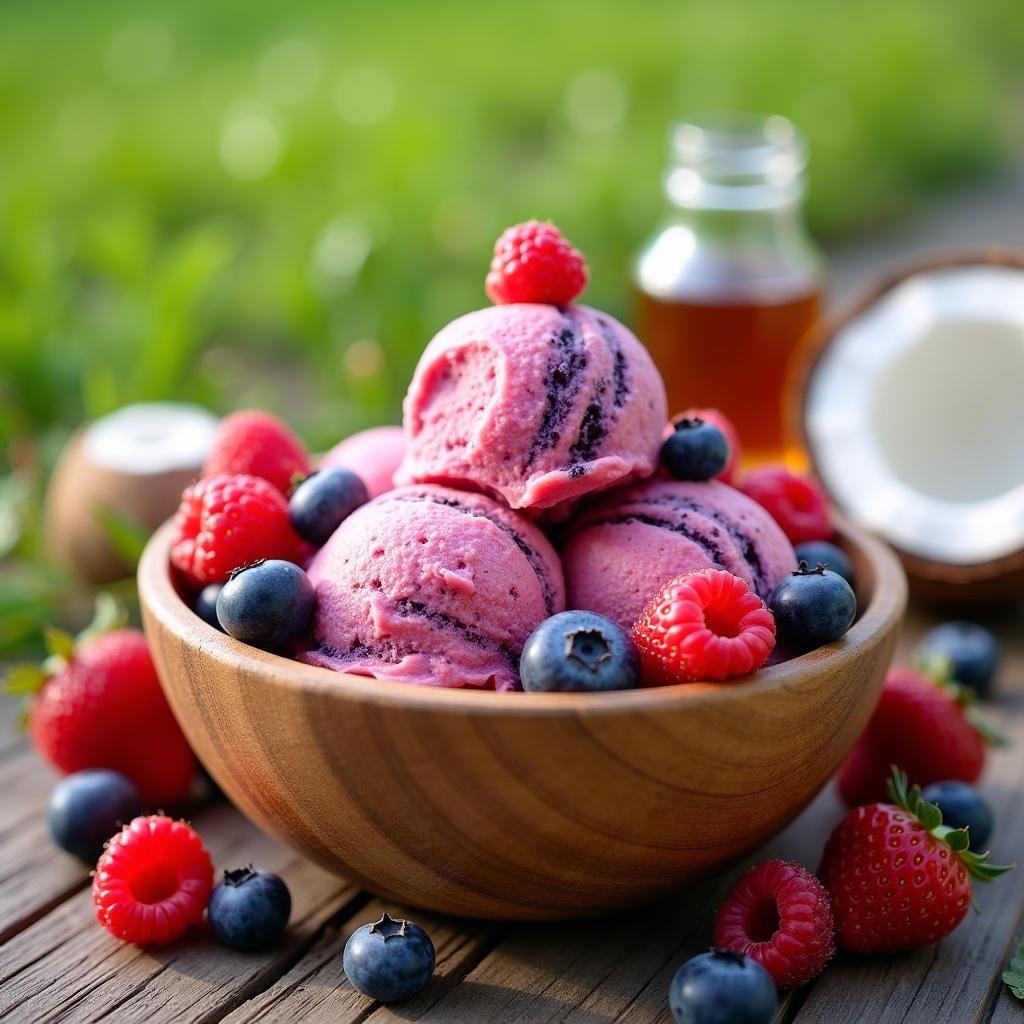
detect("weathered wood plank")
(223, 900), (503, 1023)
(0, 799), (363, 1023)
(0, 746), (92, 944)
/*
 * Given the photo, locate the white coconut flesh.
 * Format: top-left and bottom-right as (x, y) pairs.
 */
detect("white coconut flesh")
(83, 403), (219, 476)
(805, 266), (1024, 565)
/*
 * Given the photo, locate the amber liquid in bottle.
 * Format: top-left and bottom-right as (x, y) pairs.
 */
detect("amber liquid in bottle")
(635, 116), (825, 466)
(636, 284), (822, 464)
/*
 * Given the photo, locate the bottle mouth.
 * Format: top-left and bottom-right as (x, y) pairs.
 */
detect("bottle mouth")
(666, 114), (807, 210)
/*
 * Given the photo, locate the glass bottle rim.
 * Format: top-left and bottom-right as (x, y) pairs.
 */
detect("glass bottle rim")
(666, 114), (808, 209)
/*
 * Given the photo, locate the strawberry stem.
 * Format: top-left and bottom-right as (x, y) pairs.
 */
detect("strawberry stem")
(887, 767), (1013, 884)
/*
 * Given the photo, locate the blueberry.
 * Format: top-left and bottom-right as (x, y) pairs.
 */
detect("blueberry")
(661, 418), (729, 482)
(289, 468), (369, 547)
(207, 866), (292, 949)
(343, 912), (435, 1002)
(921, 781), (993, 851)
(769, 562), (857, 652)
(194, 584), (224, 631)
(793, 540), (854, 587)
(216, 559), (316, 650)
(669, 949), (777, 1024)
(519, 610), (641, 692)
(917, 621), (1000, 697)
(46, 769), (142, 863)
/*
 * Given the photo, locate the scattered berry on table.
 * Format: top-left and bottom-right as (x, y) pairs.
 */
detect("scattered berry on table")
(922, 780), (994, 851)
(23, 616), (196, 807)
(289, 468), (369, 547)
(672, 407), (741, 485)
(343, 911), (436, 1003)
(916, 621), (1001, 698)
(207, 866), (292, 950)
(837, 665), (993, 806)
(633, 568), (776, 685)
(819, 768), (1011, 953)
(740, 466), (831, 544)
(793, 540), (854, 587)
(170, 473), (301, 586)
(661, 418), (729, 482)
(519, 610), (641, 692)
(216, 559), (316, 651)
(768, 562), (856, 652)
(203, 409), (312, 497)
(93, 815), (214, 946)
(714, 859), (834, 989)
(46, 769), (142, 863)
(194, 584), (224, 631)
(485, 220), (588, 306)
(668, 949), (777, 1024)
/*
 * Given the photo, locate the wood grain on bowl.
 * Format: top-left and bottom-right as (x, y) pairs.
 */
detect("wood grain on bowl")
(139, 516), (906, 921)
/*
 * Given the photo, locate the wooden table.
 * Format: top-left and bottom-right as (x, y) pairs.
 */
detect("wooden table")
(3, 605), (1024, 1023)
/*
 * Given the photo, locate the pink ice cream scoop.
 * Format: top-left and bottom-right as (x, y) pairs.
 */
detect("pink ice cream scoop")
(321, 425), (405, 499)
(561, 478), (797, 632)
(299, 484), (565, 690)
(397, 304), (667, 511)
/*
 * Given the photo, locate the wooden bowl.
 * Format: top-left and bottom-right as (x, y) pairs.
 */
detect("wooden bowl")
(139, 517), (906, 921)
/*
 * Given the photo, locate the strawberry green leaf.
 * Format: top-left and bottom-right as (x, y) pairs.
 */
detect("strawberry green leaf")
(941, 827), (971, 853)
(966, 706), (1009, 748)
(916, 652), (956, 687)
(961, 849), (1014, 883)
(43, 625), (75, 663)
(3, 663), (48, 696)
(917, 800), (942, 831)
(77, 592), (128, 647)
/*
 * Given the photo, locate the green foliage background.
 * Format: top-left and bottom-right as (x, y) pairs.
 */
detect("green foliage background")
(1, 0), (1023, 650)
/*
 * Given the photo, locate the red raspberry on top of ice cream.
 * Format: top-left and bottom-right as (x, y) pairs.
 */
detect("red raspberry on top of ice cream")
(485, 220), (588, 306)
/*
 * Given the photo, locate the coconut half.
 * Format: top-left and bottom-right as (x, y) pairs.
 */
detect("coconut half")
(46, 403), (219, 584)
(798, 250), (1024, 603)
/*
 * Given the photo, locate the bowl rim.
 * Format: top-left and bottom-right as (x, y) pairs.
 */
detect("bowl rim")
(139, 514), (907, 717)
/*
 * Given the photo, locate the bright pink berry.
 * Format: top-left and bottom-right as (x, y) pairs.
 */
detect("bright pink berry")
(170, 473), (301, 586)
(739, 466), (832, 544)
(632, 568), (776, 685)
(203, 410), (312, 496)
(485, 220), (588, 306)
(714, 859), (835, 988)
(93, 815), (213, 946)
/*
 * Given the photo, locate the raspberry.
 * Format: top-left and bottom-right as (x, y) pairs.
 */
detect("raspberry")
(93, 815), (213, 946)
(739, 466), (831, 544)
(485, 220), (588, 306)
(203, 410), (312, 496)
(714, 859), (835, 988)
(632, 568), (776, 685)
(170, 473), (301, 586)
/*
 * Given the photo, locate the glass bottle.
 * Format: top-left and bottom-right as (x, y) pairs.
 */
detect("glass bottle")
(634, 115), (825, 465)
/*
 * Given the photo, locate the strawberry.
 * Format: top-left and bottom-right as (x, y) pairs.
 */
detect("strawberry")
(837, 665), (1001, 807)
(820, 768), (1011, 952)
(203, 410), (312, 497)
(5, 595), (196, 806)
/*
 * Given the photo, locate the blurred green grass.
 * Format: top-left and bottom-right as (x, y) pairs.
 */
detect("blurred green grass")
(1, 0), (1023, 650)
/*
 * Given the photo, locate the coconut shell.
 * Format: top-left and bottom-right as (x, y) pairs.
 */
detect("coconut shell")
(45, 406), (217, 584)
(789, 247), (1024, 605)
